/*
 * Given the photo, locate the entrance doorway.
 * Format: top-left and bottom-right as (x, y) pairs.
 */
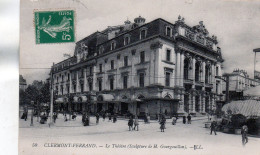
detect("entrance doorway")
(121, 102), (128, 114)
(97, 103), (103, 113)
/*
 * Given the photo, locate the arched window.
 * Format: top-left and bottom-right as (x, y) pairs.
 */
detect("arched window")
(184, 58), (191, 80)
(205, 64), (211, 84)
(124, 35), (130, 45)
(110, 41), (116, 50)
(195, 61), (201, 82)
(139, 28), (147, 40)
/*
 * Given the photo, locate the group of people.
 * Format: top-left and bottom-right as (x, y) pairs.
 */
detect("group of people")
(100, 111), (118, 123)
(182, 114), (192, 124)
(128, 116), (139, 131)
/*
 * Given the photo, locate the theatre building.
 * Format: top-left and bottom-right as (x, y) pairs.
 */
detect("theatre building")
(51, 16), (224, 118)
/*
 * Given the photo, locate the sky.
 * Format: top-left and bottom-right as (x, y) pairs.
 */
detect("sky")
(19, 0), (260, 84)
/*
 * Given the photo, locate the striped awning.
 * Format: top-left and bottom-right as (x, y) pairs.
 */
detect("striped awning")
(55, 98), (64, 103)
(79, 96), (88, 102)
(73, 96), (79, 103)
(97, 94), (115, 101)
(222, 100), (260, 117)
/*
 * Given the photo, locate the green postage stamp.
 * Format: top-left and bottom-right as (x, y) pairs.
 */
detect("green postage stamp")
(34, 10), (75, 44)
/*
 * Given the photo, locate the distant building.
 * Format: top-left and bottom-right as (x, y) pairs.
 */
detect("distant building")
(19, 75), (27, 91)
(223, 69), (260, 101)
(51, 16), (224, 118)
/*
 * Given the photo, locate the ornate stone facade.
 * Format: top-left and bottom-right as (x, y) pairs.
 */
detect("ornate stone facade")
(51, 16), (224, 118)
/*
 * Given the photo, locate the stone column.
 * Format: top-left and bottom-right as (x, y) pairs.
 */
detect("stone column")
(93, 66), (97, 91)
(76, 70), (80, 92)
(176, 51), (181, 86)
(212, 64), (216, 92)
(69, 72), (72, 93)
(202, 96), (205, 113)
(178, 51), (185, 113)
(202, 61), (206, 83)
(130, 54), (134, 87)
(192, 57), (196, 81)
(84, 68), (87, 92)
(189, 95), (193, 113)
(180, 51), (184, 86)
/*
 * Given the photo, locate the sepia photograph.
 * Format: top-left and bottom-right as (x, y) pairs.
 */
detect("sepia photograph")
(18, 0), (260, 154)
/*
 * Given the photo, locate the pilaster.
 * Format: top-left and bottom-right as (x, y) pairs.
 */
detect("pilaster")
(180, 51), (184, 87)
(76, 71), (79, 92)
(83, 69), (87, 92)
(176, 51), (181, 86)
(93, 66), (97, 91)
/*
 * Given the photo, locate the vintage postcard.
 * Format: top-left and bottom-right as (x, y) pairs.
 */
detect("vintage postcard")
(19, 0), (260, 154)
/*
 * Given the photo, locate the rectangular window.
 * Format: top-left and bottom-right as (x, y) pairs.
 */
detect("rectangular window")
(124, 37), (130, 45)
(123, 75), (128, 89)
(166, 27), (171, 37)
(89, 66), (93, 75)
(99, 64), (102, 73)
(124, 56), (128, 67)
(56, 77), (59, 83)
(216, 66), (219, 76)
(61, 75), (64, 82)
(67, 73), (70, 81)
(73, 84), (76, 92)
(139, 73), (145, 87)
(98, 80), (102, 91)
(89, 81), (93, 91)
(111, 60), (114, 69)
(165, 72), (170, 86)
(140, 51), (145, 63)
(67, 85), (70, 94)
(166, 49), (171, 61)
(61, 86), (63, 95)
(81, 69), (84, 78)
(216, 82), (219, 94)
(110, 78), (114, 90)
(80, 84), (84, 92)
(111, 42), (116, 50)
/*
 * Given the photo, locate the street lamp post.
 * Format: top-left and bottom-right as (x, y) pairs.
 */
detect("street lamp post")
(30, 101), (34, 126)
(49, 69), (54, 127)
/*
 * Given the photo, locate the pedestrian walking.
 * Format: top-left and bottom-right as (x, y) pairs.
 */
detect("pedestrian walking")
(72, 112), (77, 120)
(210, 121), (217, 135)
(84, 115), (90, 126)
(53, 112), (57, 123)
(113, 114), (117, 123)
(96, 113), (100, 124)
(82, 113), (86, 124)
(134, 116), (139, 131)
(241, 125), (248, 146)
(64, 114), (68, 122)
(147, 114), (150, 124)
(160, 116), (166, 132)
(187, 114), (191, 124)
(144, 114), (148, 123)
(182, 116), (186, 124)
(128, 117), (134, 131)
(108, 113), (112, 122)
(172, 117), (177, 125)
